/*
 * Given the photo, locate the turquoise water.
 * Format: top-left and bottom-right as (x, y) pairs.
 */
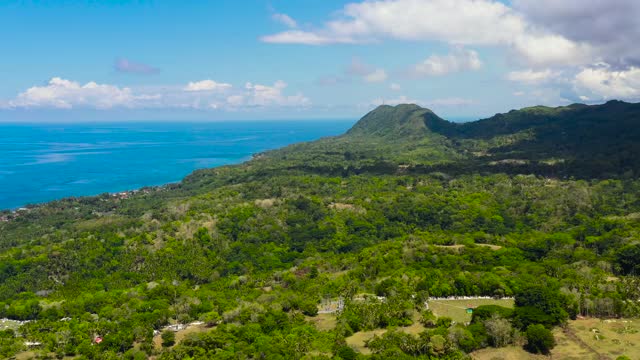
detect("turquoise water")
(0, 120), (354, 210)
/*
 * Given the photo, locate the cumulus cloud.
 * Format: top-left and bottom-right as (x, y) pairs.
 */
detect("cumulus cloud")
(513, 0), (640, 67)
(261, 0), (592, 66)
(425, 98), (475, 106)
(369, 95), (474, 107)
(237, 81), (311, 107)
(507, 69), (559, 83)
(347, 58), (388, 83)
(574, 65), (640, 100)
(412, 48), (482, 76)
(184, 80), (232, 92)
(262, 30), (356, 45)
(364, 69), (388, 83)
(390, 83), (401, 91)
(2, 77), (310, 111)
(369, 95), (421, 107)
(114, 58), (160, 75)
(3, 77), (149, 109)
(272, 13), (298, 28)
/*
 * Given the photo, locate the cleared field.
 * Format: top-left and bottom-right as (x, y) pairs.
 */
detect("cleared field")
(471, 346), (547, 360)
(567, 318), (640, 360)
(346, 328), (388, 355)
(152, 323), (210, 350)
(472, 318), (640, 360)
(306, 313), (337, 331)
(345, 312), (426, 354)
(428, 298), (514, 323)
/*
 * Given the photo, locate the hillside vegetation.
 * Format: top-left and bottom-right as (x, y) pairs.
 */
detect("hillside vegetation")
(1, 101), (640, 359)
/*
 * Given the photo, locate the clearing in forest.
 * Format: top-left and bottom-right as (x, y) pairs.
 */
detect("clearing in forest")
(345, 311), (425, 354)
(428, 298), (514, 323)
(471, 318), (640, 360)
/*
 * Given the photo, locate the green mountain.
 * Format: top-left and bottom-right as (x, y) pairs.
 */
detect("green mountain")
(253, 100), (640, 179)
(1, 101), (640, 359)
(346, 103), (447, 139)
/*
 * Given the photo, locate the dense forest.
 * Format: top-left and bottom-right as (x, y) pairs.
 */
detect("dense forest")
(1, 101), (640, 359)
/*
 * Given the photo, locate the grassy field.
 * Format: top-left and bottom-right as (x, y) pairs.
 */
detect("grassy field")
(567, 318), (640, 359)
(152, 323), (210, 350)
(472, 318), (640, 360)
(470, 346), (547, 360)
(306, 313), (337, 331)
(427, 298), (515, 323)
(345, 311), (425, 354)
(345, 328), (388, 355)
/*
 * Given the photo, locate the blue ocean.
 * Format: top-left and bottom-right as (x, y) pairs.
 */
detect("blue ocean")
(0, 120), (354, 210)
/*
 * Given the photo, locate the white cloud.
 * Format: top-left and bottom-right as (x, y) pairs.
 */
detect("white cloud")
(346, 58), (388, 83)
(507, 69), (558, 83)
(390, 83), (401, 91)
(261, 30), (356, 45)
(574, 65), (640, 100)
(369, 95), (421, 107)
(512, 33), (591, 66)
(184, 79), (232, 92)
(513, 0), (640, 67)
(272, 13), (298, 28)
(513, 91), (526, 96)
(425, 98), (475, 106)
(226, 95), (245, 107)
(3, 77), (145, 109)
(2, 77), (310, 111)
(261, 0), (592, 66)
(368, 95), (474, 107)
(364, 69), (388, 83)
(242, 81), (311, 107)
(413, 48), (482, 76)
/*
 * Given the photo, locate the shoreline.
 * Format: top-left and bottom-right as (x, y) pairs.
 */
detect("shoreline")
(0, 120), (354, 212)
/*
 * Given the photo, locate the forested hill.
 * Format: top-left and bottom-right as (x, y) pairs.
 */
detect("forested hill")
(182, 100), (640, 194)
(343, 100), (640, 178)
(1, 101), (640, 359)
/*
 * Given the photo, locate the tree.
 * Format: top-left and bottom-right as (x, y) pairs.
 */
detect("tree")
(616, 244), (640, 275)
(484, 317), (514, 347)
(525, 324), (555, 354)
(335, 345), (357, 360)
(161, 331), (176, 348)
(428, 334), (448, 357)
(419, 309), (437, 328)
(200, 311), (221, 327)
(514, 285), (568, 328)
(471, 305), (513, 323)
(300, 301), (319, 317)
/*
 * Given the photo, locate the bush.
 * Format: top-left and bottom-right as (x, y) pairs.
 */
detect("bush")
(335, 345), (358, 360)
(420, 309), (437, 328)
(515, 286), (568, 328)
(525, 324), (555, 354)
(200, 311), (221, 327)
(436, 317), (453, 328)
(471, 305), (514, 323)
(161, 331), (176, 347)
(300, 301), (319, 317)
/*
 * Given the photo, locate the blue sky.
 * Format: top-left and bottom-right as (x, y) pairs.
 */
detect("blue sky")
(1, 0), (639, 121)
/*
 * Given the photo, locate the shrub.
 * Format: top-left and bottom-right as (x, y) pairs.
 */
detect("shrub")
(161, 331), (176, 347)
(524, 324), (555, 354)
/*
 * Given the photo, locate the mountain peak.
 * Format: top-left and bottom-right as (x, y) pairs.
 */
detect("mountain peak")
(346, 103), (445, 139)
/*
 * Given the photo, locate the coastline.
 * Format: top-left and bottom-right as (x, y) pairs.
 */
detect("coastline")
(0, 120), (354, 212)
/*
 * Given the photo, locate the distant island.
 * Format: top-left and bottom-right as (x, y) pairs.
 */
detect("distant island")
(1, 101), (640, 359)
